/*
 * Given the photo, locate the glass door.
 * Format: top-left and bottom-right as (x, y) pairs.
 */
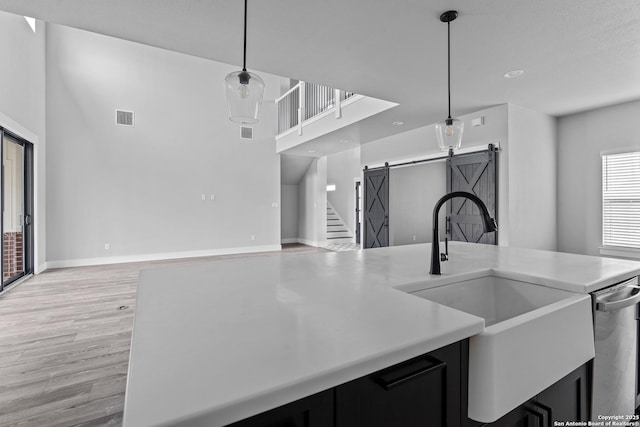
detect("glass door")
(1, 129), (33, 290)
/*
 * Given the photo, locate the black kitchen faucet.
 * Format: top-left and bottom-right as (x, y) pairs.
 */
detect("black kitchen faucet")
(430, 191), (498, 275)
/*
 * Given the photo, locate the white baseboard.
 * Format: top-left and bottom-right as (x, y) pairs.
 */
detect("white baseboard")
(296, 238), (321, 247)
(35, 262), (48, 274)
(46, 245), (283, 269)
(280, 238), (332, 248)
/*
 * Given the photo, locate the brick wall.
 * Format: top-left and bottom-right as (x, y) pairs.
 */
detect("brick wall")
(3, 232), (23, 280)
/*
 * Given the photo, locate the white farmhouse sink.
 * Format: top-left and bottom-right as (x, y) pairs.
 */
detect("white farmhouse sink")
(410, 275), (594, 423)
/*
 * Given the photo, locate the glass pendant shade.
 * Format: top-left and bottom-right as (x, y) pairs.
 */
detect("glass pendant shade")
(435, 10), (463, 152)
(224, 70), (265, 124)
(435, 117), (464, 151)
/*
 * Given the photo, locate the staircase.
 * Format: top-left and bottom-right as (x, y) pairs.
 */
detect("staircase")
(326, 202), (353, 244)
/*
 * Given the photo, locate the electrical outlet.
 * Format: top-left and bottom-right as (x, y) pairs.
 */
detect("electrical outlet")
(272, 202), (278, 208)
(413, 235), (416, 241)
(210, 194), (215, 201)
(201, 194), (206, 201)
(251, 235), (255, 241)
(104, 243), (111, 250)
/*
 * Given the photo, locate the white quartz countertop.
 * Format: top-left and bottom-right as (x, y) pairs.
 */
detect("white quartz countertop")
(123, 243), (640, 427)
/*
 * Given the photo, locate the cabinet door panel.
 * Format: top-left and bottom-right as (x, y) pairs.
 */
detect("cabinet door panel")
(467, 362), (592, 427)
(536, 362), (591, 423)
(336, 342), (462, 427)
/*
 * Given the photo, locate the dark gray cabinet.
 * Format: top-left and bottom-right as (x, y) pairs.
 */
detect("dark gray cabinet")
(227, 341), (466, 427)
(536, 362), (590, 423)
(227, 344), (591, 427)
(336, 341), (465, 427)
(468, 362), (591, 427)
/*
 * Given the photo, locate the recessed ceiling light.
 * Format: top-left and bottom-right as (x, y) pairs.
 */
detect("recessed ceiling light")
(503, 69), (524, 79)
(308, 150), (316, 153)
(339, 139), (349, 143)
(393, 121), (404, 126)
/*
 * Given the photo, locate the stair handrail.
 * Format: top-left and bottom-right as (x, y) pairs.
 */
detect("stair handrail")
(275, 81), (358, 136)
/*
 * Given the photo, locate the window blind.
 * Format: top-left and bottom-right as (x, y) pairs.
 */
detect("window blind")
(602, 151), (640, 249)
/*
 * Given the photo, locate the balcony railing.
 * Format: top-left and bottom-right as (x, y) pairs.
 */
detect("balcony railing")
(276, 81), (357, 136)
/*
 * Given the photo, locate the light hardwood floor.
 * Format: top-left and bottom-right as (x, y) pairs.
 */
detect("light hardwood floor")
(0, 244), (330, 427)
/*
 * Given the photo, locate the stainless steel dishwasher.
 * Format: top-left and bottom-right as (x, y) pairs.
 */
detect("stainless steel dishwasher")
(592, 276), (640, 418)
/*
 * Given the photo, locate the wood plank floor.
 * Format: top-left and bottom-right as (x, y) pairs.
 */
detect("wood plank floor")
(0, 244), (330, 427)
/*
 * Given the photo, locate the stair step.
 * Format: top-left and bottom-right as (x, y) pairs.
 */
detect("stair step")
(327, 231), (352, 237)
(326, 203), (351, 241)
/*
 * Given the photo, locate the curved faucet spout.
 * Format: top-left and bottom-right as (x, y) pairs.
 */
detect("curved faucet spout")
(430, 191), (497, 275)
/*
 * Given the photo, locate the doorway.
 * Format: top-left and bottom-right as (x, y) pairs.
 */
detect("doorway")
(1, 129), (34, 291)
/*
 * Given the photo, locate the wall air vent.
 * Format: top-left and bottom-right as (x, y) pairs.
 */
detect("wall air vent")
(116, 110), (135, 127)
(240, 126), (253, 140)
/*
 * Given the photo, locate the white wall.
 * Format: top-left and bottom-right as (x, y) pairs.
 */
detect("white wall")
(0, 11), (46, 272)
(507, 104), (557, 251)
(362, 104), (510, 246)
(297, 158), (327, 246)
(389, 162), (446, 245)
(360, 103), (558, 251)
(557, 100), (640, 256)
(281, 184), (298, 242)
(326, 147), (360, 234)
(45, 24), (285, 265)
(0, 13), (45, 140)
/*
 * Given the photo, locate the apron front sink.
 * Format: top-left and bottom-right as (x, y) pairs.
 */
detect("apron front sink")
(409, 275), (594, 423)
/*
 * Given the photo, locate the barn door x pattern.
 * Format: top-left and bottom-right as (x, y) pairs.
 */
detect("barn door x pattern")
(363, 168), (389, 248)
(446, 148), (497, 245)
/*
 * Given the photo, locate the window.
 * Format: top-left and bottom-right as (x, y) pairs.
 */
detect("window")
(602, 151), (640, 252)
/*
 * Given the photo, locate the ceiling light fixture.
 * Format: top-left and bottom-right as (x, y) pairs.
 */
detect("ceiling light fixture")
(224, 0), (265, 124)
(435, 10), (463, 151)
(504, 69), (525, 79)
(393, 121), (404, 126)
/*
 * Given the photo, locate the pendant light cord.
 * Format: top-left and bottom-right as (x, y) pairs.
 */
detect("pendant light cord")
(242, 0), (247, 72)
(447, 20), (451, 120)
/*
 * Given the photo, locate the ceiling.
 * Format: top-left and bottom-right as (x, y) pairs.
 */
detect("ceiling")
(1, 0), (639, 145)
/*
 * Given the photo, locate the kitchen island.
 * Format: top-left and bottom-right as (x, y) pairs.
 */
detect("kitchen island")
(123, 242), (640, 427)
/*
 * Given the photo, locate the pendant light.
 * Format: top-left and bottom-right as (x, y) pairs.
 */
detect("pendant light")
(224, 0), (265, 124)
(435, 10), (463, 151)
